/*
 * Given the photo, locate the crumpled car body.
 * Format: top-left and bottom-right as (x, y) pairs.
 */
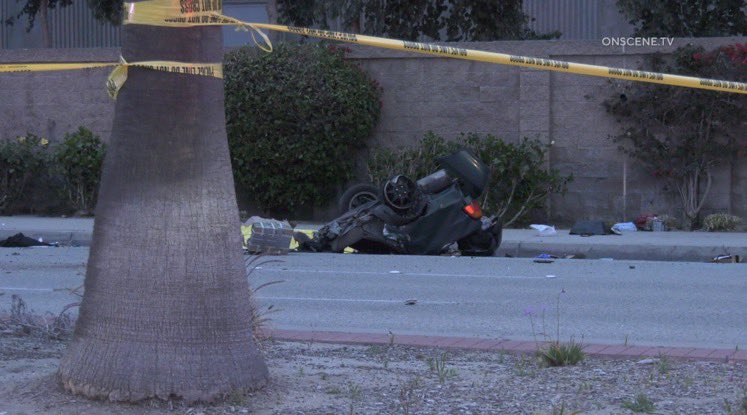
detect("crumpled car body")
(296, 150), (502, 256)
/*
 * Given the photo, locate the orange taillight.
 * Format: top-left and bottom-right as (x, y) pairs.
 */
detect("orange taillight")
(463, 200), (483, 219)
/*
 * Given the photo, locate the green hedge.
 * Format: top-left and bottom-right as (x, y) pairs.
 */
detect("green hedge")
(0, 127), (105, 215)
(54, 127), (106, 214)
(225, 43), (381, 213)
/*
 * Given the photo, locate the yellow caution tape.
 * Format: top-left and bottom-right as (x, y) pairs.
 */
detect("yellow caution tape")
(250, 24), (747, 94)
(105, 58), (223, 98)
(0, 62), (118, 73)
(1, 59), (223, 99)
(123, 0), (272, 52)
(3, 0), (744, 98)
(122, 0), (747, 94)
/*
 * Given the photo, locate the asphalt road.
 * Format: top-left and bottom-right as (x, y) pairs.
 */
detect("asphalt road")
(1, 247), (745, 349)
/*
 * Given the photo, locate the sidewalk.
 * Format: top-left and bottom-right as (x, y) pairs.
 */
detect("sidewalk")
(2, 216), (745, 262)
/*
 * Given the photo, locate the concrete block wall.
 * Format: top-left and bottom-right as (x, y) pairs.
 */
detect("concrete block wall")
(0, 48), (119, 143)
(1, 38), (744, 223)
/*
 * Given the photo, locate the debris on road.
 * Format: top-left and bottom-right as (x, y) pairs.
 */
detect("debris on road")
(611, 222), (637, 234)
(404, 299), (417, 305)
(530, 224), (557, 236)
(711, 254), (742, 263)
(533, 253), (557, 263)
(0, 233), (52, 248)
(570, 220), (612, 236)
(243, 216), (294, 255)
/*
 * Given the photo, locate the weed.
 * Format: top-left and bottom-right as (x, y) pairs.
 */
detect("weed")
(682, 376), (693, 389)
(227, 388), (247, 406)
(621, 393), (656, 413)
(366, 345), (384, 355)
(551, 402), (582, 415)
(526, 289), (585, 367)
(325, 386), (342, 395)
(513, 353), (535, 377)
(723, 391), (747, 415)
(575, 381), (592, 395)
(398, 376), (422, 415)
(538, 339), (585, 367)
(656, 355), (672, 375)
(426, 352), (458, 383)
(347, 383), (362, 415)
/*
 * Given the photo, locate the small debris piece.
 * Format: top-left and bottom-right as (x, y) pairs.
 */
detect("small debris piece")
(389, 270), (402, 274)
(711, 254), (741, 263)
(530, 224), (557, 236)
(533, 253), (557, 263)
(405, 299), (417, 305)
(545, 275), (557, 279)
(636, 358), (659, 365)
(629, 265), (636, 269)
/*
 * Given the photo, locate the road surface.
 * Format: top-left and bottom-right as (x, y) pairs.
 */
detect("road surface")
(1, 247), (745, 349)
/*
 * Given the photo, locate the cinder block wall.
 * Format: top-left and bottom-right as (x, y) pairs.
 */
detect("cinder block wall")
(345, 37), (746, 224)
(1, 38), (744, 223)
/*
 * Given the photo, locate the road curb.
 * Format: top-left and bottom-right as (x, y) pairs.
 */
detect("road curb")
(265, 329), (747, 363)
(495, 241), (746, 263)
(3, 228), (747, 262)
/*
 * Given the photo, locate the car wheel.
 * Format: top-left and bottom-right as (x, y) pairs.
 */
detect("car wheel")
(338, 183), (379, 214)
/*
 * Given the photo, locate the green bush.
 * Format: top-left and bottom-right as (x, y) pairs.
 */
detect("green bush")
(367, 132), (572, 226)
(0, 134), (50, 214)
(224, 43), (381, 213)
(54, 127), (106, 214)
(703, 213), (742, 232)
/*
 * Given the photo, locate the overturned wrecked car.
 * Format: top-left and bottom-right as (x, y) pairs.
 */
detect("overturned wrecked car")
(295, 150), (502, 256)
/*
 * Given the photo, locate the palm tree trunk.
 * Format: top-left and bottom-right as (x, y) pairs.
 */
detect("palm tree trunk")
(58, 21), (268, 402)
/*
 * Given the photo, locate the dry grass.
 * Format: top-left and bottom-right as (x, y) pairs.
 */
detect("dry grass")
(1, 294), (76, 340)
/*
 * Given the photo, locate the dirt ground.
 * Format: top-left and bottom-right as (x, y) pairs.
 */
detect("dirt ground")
(1, 332), (746, 415)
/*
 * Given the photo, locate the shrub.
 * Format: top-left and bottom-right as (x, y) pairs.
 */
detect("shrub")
(224, 43), (381, 213)
(367, 132), (572, 226)
(703, 213), (742, 232)
(0, 134), (50, 214)
(54, 127), (106, 214)
(606, 44), (747, 229)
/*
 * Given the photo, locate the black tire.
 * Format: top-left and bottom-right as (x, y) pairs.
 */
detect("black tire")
(338, 183), (380, 214)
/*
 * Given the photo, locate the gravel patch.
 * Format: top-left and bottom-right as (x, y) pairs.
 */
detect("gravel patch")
(1, 332), (745, 415)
